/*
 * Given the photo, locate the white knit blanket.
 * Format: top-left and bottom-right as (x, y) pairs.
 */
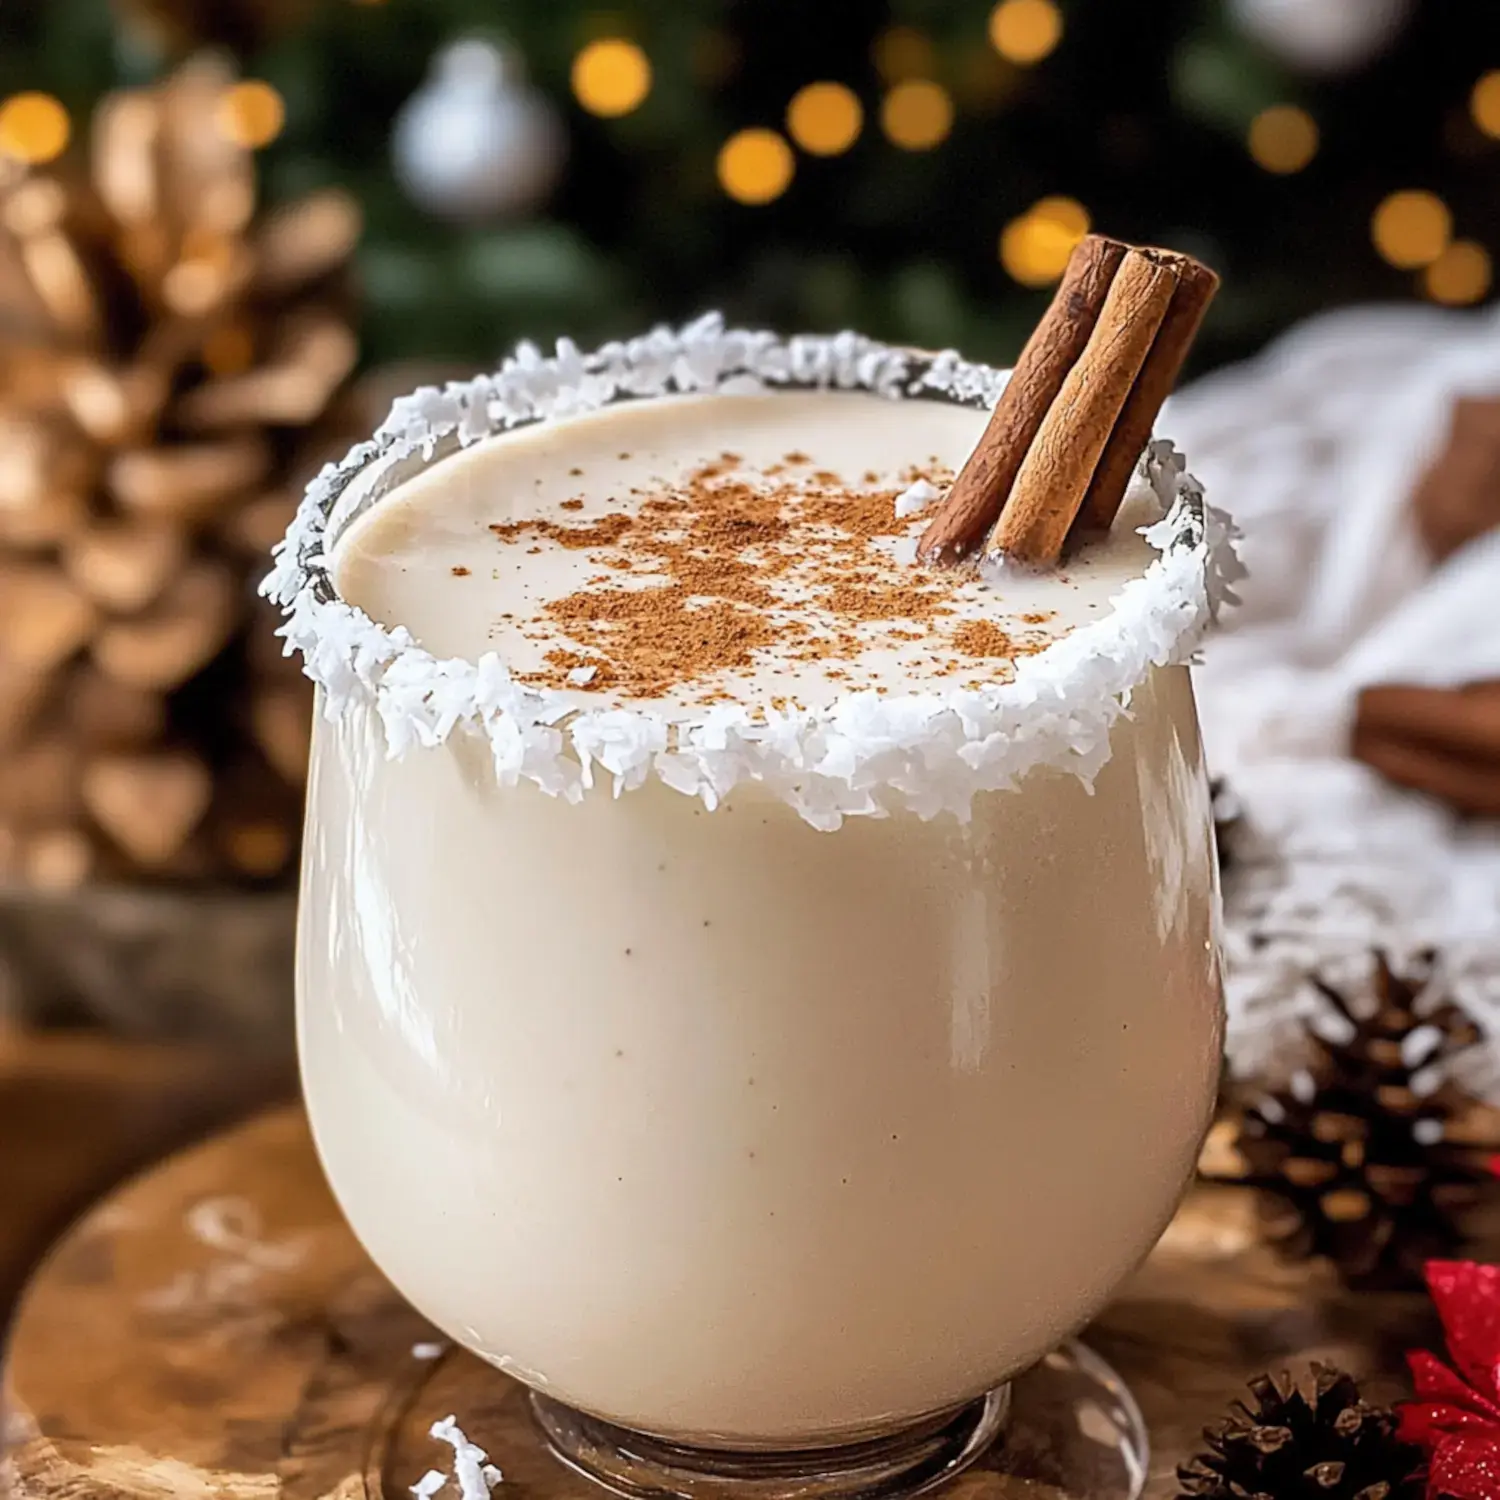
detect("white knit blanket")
(1169, 300), (1500, 1098)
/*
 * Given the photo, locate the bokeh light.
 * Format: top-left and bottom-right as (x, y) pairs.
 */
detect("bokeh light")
(215, 81), (286, 149)
(571, 39), (652, 118)
(1423, 240), (1493, 305)
(1247, 105), (1319, 174)
(786, 83), (863, 157)
(717, 128), (795, 205)
(999, 197), (1091, 286)
(880, 81), (954, 151)
(872, 26), (937, 84)
(0, 92), (70, 165)
(1371, 190), (1452, 269)
(1470, 71), (1500, 139)
(988, 0), (1063, 66)
(1030, 196), (1089, 238)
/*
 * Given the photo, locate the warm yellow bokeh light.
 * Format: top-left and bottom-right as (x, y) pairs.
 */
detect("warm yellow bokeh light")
(1247, 105), (1319, 174)
(999, 198), (1090, 286)
(880, 81), (954, 151)
(215, 81), (285, 149)
(571, 39), (652, 118)
(1471, 72), (1500, 140)
(988, 0), (1063, 66)
(872, 26), (937, 83)
(0, 92), (70, 165)
(1030, 195), (1089, 238)
(786, 82), (863, 157)
(1424, 240), (1493, 306)
(717, 128), (795, 205)
(1371, 190), (1452, 270)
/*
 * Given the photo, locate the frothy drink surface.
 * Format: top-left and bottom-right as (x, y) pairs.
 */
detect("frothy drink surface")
(303, 388), (1222, 1445)
(333, 391), (1154, 710)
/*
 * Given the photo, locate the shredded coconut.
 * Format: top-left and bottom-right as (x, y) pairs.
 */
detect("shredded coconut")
(412, 1341), (446, 1360)
(429, 1416), (502, 1500)
(264, 316), (1240, 829)
(411, 1472), (446, 1500)
(894, 477), (940, 518)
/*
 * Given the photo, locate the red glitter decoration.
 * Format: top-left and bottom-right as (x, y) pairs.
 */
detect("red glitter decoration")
(1398, 1260), (1500, 1499)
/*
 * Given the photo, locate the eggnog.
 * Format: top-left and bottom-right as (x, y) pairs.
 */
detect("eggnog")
(295, 383), (1223, 1449)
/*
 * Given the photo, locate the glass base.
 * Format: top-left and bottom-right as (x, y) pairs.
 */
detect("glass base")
(530, 1340), (1147, 1500)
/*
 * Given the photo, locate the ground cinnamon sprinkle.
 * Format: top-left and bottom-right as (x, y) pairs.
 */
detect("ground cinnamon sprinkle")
(821, 581), (952, 623)
(491, 455), (1058, 700)
(492, 514), (633, 549)
(951, 619), (1052, 659)
(950, 620), (1018, 658)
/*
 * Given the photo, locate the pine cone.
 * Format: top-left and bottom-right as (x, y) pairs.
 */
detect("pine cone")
(1178, 1364), (1423, 1499)
(0, 55), (359, 888)
(1206, 952), (1500, 1289)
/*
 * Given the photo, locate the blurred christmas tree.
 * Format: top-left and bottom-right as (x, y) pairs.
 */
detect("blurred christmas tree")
(1, 0), (1498, 374)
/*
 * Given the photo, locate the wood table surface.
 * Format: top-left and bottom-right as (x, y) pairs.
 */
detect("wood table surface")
(0, 1102), (1461, 1500)
(0, 1026), (293, 1330)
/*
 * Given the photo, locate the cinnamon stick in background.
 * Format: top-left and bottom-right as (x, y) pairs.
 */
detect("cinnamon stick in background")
(1070, 254), (1220, 537)
(916, 234), (1124, 565)
(989, 250), (1178, 564)
(1352, 681), (1500, 818)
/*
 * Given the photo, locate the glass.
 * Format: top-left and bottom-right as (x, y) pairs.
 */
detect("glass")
(291, 365), (1223, 1500)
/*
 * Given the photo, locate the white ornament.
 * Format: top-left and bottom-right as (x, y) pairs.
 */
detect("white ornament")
(393, 38), (565, 222)
(1229, 0), (1411, 74)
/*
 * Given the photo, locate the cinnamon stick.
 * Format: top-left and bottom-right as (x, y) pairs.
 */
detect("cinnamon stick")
(916, 234), (1125, 564)
(989, 250), (1179, 564)
(1352, 728), (1500, 819)
(1356, 681), (1500, 760)
(1070, 253), (1220, 536)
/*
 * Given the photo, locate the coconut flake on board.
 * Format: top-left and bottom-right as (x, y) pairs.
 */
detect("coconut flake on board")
(264, 317), (1241, 830)
(423, 1415), (503, 1500)
(894, 477), (940, 518)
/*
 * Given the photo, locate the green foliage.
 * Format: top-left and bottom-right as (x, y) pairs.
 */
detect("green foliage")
(2, 0), (1497, 372)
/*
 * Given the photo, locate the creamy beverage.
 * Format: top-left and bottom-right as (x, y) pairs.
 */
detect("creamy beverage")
(291, 361), (1225, 1451)
(332, 391), (1157, 712)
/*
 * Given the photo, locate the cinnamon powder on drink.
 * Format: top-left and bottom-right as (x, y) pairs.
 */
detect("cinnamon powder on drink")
(489, 455), (1052, 701)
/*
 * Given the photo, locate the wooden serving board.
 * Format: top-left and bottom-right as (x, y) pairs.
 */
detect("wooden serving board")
(0, 1107), (1449, 1500)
